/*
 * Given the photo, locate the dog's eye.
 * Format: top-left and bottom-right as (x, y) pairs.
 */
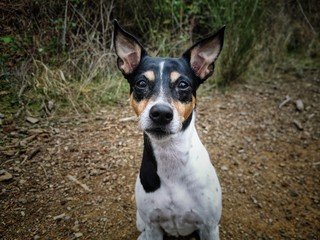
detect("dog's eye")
(135, 79), (147, 89)
(177, 81), (190, 90)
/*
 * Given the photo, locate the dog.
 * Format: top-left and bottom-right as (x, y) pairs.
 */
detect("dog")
(113, 20), (225, 240)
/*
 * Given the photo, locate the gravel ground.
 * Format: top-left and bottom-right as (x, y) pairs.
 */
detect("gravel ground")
(1, 71), (319, 240)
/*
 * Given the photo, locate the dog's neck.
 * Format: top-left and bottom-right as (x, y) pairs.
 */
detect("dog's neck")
(140, 111), (201, 192)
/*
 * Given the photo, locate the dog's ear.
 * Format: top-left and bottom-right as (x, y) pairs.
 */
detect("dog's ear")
(183, 26), (225, 82)
(113, 20), (146, 76)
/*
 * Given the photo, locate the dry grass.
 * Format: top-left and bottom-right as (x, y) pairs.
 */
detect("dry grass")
(1, 0), (319, 117)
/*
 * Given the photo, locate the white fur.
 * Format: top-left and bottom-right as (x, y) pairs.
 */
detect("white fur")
(136, 111), (222, 240)
(159, 61), (165, 81)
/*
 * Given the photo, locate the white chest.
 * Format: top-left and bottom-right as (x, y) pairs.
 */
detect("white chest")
(135, 126), (222, 237)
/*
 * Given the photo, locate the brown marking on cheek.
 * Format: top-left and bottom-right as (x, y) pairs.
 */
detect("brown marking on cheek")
(130, 94), (150, 116)
(173, 96), (196, 120)
(170, 71), (181, 82)
(143, 70), (155, 81)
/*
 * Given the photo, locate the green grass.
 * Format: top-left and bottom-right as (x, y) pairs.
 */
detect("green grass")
(1, 0), (318, 118)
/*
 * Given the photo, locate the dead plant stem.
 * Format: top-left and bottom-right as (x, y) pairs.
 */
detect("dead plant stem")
(296, 0), (316, 35)
(62, 0), (69, 51)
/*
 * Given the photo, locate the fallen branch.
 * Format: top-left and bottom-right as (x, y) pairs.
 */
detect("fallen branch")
(67, 174), (92, 192)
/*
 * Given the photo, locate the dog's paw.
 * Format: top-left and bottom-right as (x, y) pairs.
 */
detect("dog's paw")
(137, 232), (147, 240)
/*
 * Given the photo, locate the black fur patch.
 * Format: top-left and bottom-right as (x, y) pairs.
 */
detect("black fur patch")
(182, 111), (193, 131)
(139, 133), (161, 192)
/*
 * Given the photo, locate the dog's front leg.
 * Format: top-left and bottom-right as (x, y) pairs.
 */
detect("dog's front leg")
(199, 224), (219, 240)
(137, 226), (164, 240)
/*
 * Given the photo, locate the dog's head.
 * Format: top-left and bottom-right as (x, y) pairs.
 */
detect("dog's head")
(114, 20), (224, 140)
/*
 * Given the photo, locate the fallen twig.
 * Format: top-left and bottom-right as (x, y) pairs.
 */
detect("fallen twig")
(21, 147), (41, 164)
(119, 116), (137, 122)
(67, 174), (92, 192)
(279, 95), (291, 108)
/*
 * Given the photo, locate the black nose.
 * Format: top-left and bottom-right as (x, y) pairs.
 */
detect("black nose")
(149, 104), (173, 125)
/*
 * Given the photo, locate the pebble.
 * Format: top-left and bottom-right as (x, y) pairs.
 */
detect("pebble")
(239, 187), (247, 194)
(26, 116), (39, 124)
(293, 120), (303, 131)
(74, 232), (83, 238)
(18, 198), (28, 204)
(221, 166), (228, 171)
(296, 99), (304, 111)
(279, 163), (286, 167)
(72, 223), (80, 232)
(250, 196), (258, 204)
(0, 170), (13, 181)
(34, 235), (40, 240)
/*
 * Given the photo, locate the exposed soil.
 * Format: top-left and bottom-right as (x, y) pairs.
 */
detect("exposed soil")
(1, 72), (319, 240)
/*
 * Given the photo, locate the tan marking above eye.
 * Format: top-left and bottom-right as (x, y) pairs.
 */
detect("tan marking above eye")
(172, 96), (196, 121)
(143, 70), (155, 81)
(130, 94), (150, 116)
(170, 71), (181, 82)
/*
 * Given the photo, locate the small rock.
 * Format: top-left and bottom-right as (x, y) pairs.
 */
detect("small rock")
(221, 166), (228, 171)
(53, 128), (60, 133)
(0, 170), (13, 182)
(89, 169), (99, 176)
(26, 116), (39, 124)
(34, 235), (40, 240)
(296, 99), (304, 111)
(47, 100), (54, 111)
(250, 196), (258, 204)
(239, 187), (247, 194)
(253, 172), (260, 177)
(74, 232), (83, 238)
(1, 189), (7, 195)
(72, 224), (80, 232)
(238, 148), (245, 153)
(18, 198), (28, 204)
(279, 163), (286, 167)
(293, 120), (303, 131)
(0, 113), (4, 118)
(13, 167), (22, 173)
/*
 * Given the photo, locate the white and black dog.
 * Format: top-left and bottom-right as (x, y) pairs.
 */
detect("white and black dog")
(114, 20), (225, 240)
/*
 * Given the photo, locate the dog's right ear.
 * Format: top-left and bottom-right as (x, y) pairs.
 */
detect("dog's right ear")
(182, 26), (225, 82)
(113, 20), (146, 76)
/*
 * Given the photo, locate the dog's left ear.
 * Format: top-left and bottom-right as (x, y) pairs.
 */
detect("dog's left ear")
(183, 26), (225, 81)
(113, 20), (146, 76)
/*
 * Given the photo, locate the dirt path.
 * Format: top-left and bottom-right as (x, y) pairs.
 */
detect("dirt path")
(1, 73), (319, 240)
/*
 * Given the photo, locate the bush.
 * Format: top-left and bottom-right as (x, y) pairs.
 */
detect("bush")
(0, 0), (318, 116)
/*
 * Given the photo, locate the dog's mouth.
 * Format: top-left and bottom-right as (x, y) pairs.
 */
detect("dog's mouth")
(145, 127), (174, 138)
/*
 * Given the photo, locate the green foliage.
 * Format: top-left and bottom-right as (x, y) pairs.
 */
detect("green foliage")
(1, 0), (318, 116)
(0, 36), (13, 44)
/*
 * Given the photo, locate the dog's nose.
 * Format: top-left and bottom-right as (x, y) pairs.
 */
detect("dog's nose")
(149, 104), (173, 125)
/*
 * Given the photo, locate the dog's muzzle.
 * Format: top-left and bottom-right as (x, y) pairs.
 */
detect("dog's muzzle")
(146, 104), (174, 137)
(149, 104), (173, 125)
